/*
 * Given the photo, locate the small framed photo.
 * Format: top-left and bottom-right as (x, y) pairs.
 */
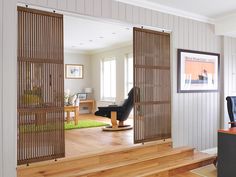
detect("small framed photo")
(177, 49), (220, 93)
(65, 64), (83, 79)
(78, 93), (87, 100)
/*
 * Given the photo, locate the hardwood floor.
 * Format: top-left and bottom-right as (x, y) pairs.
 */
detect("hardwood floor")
(65, 114), (134, 157)
(174, 172), (202, 177)
(17, 114), (215, 177)
(17, 143), (215, 177)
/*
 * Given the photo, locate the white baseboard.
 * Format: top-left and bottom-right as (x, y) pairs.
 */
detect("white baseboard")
(201, 147), (217, 155)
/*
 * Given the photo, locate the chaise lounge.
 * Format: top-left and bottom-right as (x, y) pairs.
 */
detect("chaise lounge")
(95, 88), (134, 131)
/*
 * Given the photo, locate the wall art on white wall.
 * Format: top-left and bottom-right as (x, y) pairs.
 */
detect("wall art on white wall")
(65, 64), (84, 79)
(177, 49), (220, 93)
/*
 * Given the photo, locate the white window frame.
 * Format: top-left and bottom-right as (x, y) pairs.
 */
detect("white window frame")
(100, 57), (116, 101)
(124, 53), (133, 97)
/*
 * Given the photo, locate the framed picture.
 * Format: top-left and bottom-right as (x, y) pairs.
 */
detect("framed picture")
(77, 93), (87, 100)
(65, 64), (83, 79)
(177, 49), (220, 93)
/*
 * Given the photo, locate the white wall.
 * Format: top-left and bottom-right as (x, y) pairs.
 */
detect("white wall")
(0, 0), (17, 177)
(223, 37), (236, 128)
(215, 14), (236, 36)
(91, 45), (132, 107)
(64, 52), (92, 94)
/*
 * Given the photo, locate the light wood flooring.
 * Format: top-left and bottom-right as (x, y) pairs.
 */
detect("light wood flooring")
(65, 114), (134, 157)
(18, 114), (215, 177)
(174, 172), (202, 177)
(18, 142), (215, 177)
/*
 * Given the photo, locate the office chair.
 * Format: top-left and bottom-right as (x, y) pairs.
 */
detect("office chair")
(226, 96), (236, 127)
(214, 96), (236, 168)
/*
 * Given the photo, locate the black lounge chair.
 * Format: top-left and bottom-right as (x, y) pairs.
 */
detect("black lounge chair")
(95, 88), (134, 131)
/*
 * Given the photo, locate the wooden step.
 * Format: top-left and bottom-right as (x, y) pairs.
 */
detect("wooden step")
(17, 140), (215, 177)
(72, 152), (215, 177)
(17, 139), (172, 177)
(62, 147), (194, 177)
(138, 152), (215, 177)
(173, 172), (202, 177)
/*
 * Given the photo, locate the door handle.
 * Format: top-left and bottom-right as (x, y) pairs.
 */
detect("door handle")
(49, 74), (52, 86)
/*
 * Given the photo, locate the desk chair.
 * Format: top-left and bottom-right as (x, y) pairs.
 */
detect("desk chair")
(214, 96), (236, 168)
(226, 96), (236, 127)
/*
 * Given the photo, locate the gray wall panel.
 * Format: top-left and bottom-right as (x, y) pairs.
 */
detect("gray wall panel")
(0, 0), (3, 175)
(1, 0), (17, 176)
(223, 37), (236, 128)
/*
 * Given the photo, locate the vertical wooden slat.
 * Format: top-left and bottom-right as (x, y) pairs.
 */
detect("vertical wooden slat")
(17, 7), (64, 165)
(133, 27), (171, 143)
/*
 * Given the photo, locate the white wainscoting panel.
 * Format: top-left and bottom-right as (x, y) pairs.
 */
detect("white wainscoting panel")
(0, 0), (3, 176)
(17, 0), (222, 150)
(1, 0), (17, 177)
(223, 37), (236, 128)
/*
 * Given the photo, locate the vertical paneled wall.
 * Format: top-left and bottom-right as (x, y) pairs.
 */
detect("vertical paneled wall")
(0, 1), (3, 175)
(223, 37), (236, 128)
(0, 0), (17, 176)
(18, 0), (222, 150)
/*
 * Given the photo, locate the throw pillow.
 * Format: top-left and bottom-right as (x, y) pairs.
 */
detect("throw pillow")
(68, 95), (77, 106)
(75, 96), (80, 106)
(64, 96), (69, 106)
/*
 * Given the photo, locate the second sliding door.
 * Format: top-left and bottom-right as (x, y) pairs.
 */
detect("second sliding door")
(133, 27), (171, 144)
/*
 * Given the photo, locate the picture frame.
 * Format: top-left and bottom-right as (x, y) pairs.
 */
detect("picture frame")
(177, 49), (220, 93)
(77, 93), (87, 100)
(65, 64), (83, 79)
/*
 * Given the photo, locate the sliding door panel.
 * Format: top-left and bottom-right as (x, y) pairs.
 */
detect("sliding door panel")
(17, 7), (64, 165)
(133, 27), (171, 143)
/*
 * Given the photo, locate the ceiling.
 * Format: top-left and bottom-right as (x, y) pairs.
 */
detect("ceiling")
(64, 0), (236, 50)
(146, 0), (236, 18)
(117, 0), (236, 21)
(116, 0), (236, 37)
(64, 16), (132, 53)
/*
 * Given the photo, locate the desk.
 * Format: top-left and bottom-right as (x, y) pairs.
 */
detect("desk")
(218, 127), (236, 177)
(80, 100), (95, 113)
(64, 106), (79, 125)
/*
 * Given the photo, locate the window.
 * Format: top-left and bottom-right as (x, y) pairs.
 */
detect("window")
(125, 54), (133, 97)
(101, 58), (116, 101)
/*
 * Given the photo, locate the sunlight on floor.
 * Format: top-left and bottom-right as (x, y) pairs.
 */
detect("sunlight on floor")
(65, 114), (134, 157)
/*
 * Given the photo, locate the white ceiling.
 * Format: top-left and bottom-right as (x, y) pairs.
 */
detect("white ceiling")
(116, 0), (236, 37)
(117, 0), (236, 22)
(64, 0), (236, 49)
(64, 16), (132, 53)
(146, 0), (236, 18)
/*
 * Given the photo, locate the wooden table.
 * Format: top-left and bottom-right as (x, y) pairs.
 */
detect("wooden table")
(80, 100), (95, 114)
(64, 106), (80, 125)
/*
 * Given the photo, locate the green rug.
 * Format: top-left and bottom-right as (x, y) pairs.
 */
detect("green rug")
(19, 120), (109, 133)
(64, 120), (109, 130)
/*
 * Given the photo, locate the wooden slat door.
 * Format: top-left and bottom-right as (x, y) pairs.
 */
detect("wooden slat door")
(133, 27), (171, 143)
(17, 7), (64, 165)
